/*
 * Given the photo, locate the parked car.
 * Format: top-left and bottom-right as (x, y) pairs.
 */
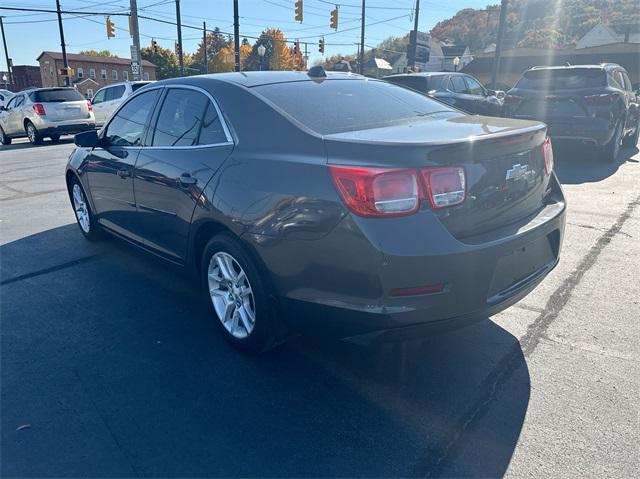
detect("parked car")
(384, 72), (504, 116)
(91, 81), (154, 127)
(503, 64), (640, 161)
(0, 89), (14, 108)
(67, 70), (565, 353)
(0, 87), (95, 145)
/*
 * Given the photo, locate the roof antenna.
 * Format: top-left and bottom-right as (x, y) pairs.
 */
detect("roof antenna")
(307, 65), (327, 78)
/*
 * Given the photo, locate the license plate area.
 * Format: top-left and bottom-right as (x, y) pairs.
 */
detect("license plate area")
(487, 235), (555, 301)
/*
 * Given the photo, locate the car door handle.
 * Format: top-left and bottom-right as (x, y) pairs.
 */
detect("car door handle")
(178, 173), (197, 187)
(117, 168), (130, 179)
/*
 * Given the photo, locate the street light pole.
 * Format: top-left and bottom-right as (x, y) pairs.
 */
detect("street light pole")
(233, 0), (240, 72)
(491, 0), (508, 90)
(175, 0), (184, 75)
(130, 0), (142, 81)
(409, 0), (420, 69)
(55, 0), (70, 86)
(202, 21), (208, 74)
(359, 0), (365, 75)
(0, 17), (13, 87)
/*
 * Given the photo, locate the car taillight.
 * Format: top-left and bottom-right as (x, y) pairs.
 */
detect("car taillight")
(420, 166), (466, 209)
(329, 165), (466, 217)
(329, 166), (420, 217)
(584, 93), (616, 104)
(32, 103), (46, 116)
(87, 100), (92, 112)
(541, 136), (554, 175)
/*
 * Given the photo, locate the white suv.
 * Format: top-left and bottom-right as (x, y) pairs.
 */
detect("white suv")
(91, 81), (154, 127)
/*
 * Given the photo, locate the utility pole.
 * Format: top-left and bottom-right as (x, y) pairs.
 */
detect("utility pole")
(0, 17), (13, 87)
(175, 0), (183, 75)
(55, 0), (69, 86)
(130, 0), (142, 80)
(409, 0), (420, 69)
(359, 0), (365, 74)
(491, 0), (508, 89)
(202, 21), (208, 74)
(233, 0), (240, 72)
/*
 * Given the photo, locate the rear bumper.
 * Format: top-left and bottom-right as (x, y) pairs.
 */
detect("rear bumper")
(510, 116), (615, 146)
(37, 122), (96, 136)
(250, 176), (566, 338)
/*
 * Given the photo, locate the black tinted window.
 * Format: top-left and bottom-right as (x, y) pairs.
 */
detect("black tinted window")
(31, 88), (84, 102)
(255, 79), (458, 135)
(386, 76), (427, 92)
(132, 82), (151, 92)
(105, 85), (126, 102)
(517, 69), (606, 90)
(105, 89), (160, 147)
(152, 89), (207, 147)
(450, 76), (468, 93)
(465, 76), (485, 95)
(198, 102), (228, 145)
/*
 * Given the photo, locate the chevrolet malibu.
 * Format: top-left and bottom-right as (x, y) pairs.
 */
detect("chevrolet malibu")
(66, 70), (566, 353)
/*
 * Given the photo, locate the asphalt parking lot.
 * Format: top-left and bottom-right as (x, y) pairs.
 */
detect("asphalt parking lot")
(1, 136), (639, 477)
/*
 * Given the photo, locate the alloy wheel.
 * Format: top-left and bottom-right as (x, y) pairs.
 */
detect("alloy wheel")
(27, 124), (36, 143)
(207, 251), (256, 339)
(72, 183), (90, 233)
(613, 122), (623, 159)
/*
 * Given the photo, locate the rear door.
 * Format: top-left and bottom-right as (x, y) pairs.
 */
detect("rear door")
(84, 88), (161, 240)
(133, 86), (233, 262)
(91, 88), (108, 125)
(448, 75), (475, 113)
(103, 84), (127, 122)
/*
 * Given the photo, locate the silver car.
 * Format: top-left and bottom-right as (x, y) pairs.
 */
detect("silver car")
(0, 87), (95, 145)
(92, 81), (154, 127)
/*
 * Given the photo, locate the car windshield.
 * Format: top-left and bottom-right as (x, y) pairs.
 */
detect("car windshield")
(516, 69), (607, 90)
(254, 78), (459, 135)
(30, 88), (85, 102)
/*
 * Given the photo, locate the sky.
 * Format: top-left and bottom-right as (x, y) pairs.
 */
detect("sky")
(1, 0), (494, 69)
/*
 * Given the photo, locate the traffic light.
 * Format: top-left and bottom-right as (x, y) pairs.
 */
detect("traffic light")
(106, 16), (115, 39)
(294, 0), (303, 23)
(330, 7), (338, 30)
(293, 40), (300, 56)
(151, 39), (159, 53)
(318, 37), (325, 54)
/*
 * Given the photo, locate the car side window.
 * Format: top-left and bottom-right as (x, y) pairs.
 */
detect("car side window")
(621, 71), (632, 92)
(612, 71), (625, 90)
(104, 89), (160, 147)
(450, 76), (468, 94)
(5, 96), (16, 109)
(92, 89), (106, 104)
(14, 95), (24, 108)
(198, 102), (228, 145)
(152, 89), (208, 147)
(464, 76), (485, 96)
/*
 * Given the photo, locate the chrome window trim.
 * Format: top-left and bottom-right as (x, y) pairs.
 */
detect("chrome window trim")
(102, 83), (234, 150)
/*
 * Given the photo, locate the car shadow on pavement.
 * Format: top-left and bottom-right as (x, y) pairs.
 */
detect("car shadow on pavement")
(1, 224), (530, 478)
(554, 144), (638, 185)
(0, 137), (75, 152)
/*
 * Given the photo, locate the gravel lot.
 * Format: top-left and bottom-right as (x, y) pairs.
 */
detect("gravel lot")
(1, 136), (639, 477)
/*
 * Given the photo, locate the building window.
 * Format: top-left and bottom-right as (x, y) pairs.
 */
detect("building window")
(122, 70), (129, 81)
(112, 69), (118, 80)
(86, 88), (94, 99)
(77, 67), (84, 79)
(143, 71), (149, 81)
(89, 68), (96, 80)
(101, 69), (107, 80)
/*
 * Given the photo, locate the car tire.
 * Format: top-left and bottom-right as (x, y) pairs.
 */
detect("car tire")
(25, 121), (43, 145)
(0, 127), (11, 145)
(622, 118), (639, 147)
(602, 120), (623, 162)
(50, 135), (61, 142)
(68, 177), (103, 241)
(201, 233), (286, 354)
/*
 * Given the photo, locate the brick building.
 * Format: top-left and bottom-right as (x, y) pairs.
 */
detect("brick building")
(37, 51), (156, 98)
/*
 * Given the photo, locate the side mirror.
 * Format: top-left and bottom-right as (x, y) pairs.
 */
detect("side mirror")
(74, 130), (100, 148)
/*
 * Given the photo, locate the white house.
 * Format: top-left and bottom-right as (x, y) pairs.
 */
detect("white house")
(389, 40), (473, 74)
(576, 24), (640, 49)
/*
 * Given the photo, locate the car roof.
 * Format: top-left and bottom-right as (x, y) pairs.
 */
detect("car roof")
(528, 63), (622, 72)
(164, 70), (366, 88)
(385, 72), (451, 79)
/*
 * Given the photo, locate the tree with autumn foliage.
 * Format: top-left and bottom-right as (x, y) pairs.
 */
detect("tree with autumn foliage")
(243, 28), (299, 71)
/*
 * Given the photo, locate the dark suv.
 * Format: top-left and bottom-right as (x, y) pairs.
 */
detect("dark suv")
(504, 64), (640, 161)
(385, 72), (504, 116)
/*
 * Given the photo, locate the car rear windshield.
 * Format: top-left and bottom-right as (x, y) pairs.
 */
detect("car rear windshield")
(516, 69), (607, 90)
(30, 88), (85, 102)
(254, 79), (459, 135)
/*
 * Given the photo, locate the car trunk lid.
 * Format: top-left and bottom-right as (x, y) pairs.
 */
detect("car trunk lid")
(324, 115), (550, 239)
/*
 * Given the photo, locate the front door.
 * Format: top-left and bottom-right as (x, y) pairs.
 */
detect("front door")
(84, 88), (161, 241)
(133, 87), (233, 262)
